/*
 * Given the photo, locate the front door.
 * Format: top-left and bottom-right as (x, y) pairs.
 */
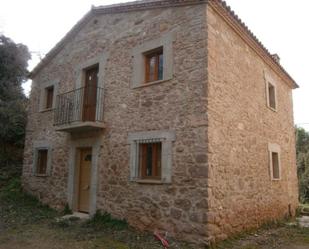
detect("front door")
(78, 148), (92, 213)
(83, 66), (98, 121)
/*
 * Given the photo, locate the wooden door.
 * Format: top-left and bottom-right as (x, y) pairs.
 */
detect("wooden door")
(78, 148), (92, 213)
(83, 66), (98, 121)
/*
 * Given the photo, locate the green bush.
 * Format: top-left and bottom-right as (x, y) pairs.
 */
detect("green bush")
(296, 127), (309, 203)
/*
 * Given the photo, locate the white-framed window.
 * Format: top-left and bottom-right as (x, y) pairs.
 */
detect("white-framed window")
(268, 143), (281, 180)
(33, 141), (52, 176)
(131, 32), (174, 88)
(39, 80), (59, 112)
(128, 130), (175, 183)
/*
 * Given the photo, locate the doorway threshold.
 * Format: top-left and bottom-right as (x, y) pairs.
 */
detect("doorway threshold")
(58, 212), (90, 222)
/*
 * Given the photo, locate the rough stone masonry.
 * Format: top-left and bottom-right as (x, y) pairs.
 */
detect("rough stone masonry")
(23, 0), (299, 244)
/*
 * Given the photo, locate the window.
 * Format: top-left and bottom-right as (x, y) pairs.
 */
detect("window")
(45, 86), (54, 109)
(128, 130), (175, 183)
(139, 142), (162, 179)
(39, 81), (58, 112)
(267, 82), (276, 110)
(36, 149), (48, 175)
(131, 32), (173, 88)
(33, 141), (52, 176)
(268, 143), (281, 180)
(144, 48), (163, 83)
(271, 152), (280, 179)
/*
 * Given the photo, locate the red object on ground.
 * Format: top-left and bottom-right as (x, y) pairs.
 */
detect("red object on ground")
(154, 231), (169, 248)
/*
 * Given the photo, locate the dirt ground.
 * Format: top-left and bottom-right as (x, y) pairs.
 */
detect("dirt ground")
(0, 219), (309, 249)
(0, 180), (309, 249)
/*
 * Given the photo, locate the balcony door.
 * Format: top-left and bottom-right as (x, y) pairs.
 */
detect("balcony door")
(83, 65), (98, 121)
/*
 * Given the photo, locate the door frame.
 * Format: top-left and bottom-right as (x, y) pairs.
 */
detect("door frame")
(67, 137), (101, 215)
(77, 147), (92, 213)
(82, 65), (99, 122)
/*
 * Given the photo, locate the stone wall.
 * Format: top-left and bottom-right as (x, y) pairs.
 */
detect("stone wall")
(23, 1), (299, 244)
(206, 4), (298, 241)
(23, 3), (209, 243)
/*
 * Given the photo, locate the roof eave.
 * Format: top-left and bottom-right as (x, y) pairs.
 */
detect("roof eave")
(209, 0), (299, 89)
(29, 0), (208, 79)
(29, 0), (299, 90)
(29, 9), (94, 79)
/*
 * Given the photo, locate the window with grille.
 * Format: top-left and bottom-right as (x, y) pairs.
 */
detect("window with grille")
(139, 142), (162, 179)
(128, 130), (175, 183)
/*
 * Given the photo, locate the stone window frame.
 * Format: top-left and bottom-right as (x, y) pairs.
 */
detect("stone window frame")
(264, 71), (278, 112)
(128, 130), (175, 184)
(131, 32), (174, 88)
(268, 143), (281, 181)
(39, 79), (59, 112)
(32, 140), (52, 177)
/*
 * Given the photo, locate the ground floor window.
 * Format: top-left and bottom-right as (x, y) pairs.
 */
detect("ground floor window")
(268, 143), (281, 180)
(139, 141), (162, 180)
(128, 130), (175, 183)
(33, 141), (52, 176)
(36, 149), (48, 175)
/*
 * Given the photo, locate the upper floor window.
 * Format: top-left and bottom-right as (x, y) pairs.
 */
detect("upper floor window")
(39, 81), (58, 112)
(264, 71), (277, 111)
(131, 32), (174, 88)
(144, 47), (163, 83)
(45, 86), (54, 109)
(267, 82), (277, 110)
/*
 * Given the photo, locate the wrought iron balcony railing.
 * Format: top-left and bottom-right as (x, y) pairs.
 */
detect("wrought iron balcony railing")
(54, 86), (104, 128)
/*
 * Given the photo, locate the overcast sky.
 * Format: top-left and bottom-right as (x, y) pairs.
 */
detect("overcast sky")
(0, 0), (308, 129)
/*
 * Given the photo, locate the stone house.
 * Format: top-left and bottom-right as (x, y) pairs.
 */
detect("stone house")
(23, 0), (299, 244)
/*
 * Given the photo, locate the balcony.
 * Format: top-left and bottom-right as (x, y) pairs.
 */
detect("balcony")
(54, 86), (105, 132)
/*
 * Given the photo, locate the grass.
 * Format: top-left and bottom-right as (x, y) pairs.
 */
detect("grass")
(0, 178), (58, 227)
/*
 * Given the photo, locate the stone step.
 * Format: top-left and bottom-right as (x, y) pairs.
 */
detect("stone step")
(297, 216), (309, 228)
